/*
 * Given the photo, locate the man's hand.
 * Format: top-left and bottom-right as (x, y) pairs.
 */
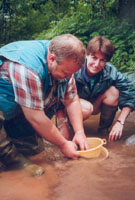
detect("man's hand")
(60, 141), (79, 159)
(72, 131), (89, 150)
(108, 122), (124, 141)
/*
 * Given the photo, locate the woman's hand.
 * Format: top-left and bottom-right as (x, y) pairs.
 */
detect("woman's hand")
(108, 121), (124, 141)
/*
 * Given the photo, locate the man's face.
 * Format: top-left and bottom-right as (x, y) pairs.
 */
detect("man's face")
(86, 51), (106, 77)
(50, 59), (79, 80)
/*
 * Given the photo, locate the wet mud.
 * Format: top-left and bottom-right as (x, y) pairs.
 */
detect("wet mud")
(0, 111), (135, 200)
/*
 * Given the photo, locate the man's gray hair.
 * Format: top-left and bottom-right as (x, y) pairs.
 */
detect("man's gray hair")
(49, 34), (86, 69)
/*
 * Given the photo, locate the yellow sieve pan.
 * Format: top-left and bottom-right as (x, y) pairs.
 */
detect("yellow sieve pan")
(78, 137), (108, 159)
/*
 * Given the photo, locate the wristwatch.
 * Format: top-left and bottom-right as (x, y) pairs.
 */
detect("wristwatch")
(117, 119), (125, 125)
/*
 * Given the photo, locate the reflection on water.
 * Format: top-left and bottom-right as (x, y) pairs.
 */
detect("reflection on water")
(0, 112), (135, 200)
(0, 153), (59, 200)
(52, 112), (135, 200)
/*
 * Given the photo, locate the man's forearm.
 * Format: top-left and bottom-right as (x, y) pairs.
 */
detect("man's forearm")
(21, 106), (67, 148)
(66, 95), (84, 133)
(21, 106), (80, 159)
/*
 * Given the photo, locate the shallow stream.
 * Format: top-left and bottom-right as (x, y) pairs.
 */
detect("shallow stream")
(0, 112), (135, 200)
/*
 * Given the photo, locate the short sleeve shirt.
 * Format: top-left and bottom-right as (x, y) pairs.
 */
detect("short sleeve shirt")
(0, 61), (77, 110)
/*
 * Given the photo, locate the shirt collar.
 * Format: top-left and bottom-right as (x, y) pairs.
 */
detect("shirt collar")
(83, 60), (100, 82)
(83, 61), (90, 82)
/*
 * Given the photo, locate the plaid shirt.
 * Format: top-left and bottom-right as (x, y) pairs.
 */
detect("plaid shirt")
(0, 61), (77, 110)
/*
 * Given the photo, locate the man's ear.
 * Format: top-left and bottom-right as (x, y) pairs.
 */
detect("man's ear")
(48, 52), (56, 64)
(47, 51), (57, 72)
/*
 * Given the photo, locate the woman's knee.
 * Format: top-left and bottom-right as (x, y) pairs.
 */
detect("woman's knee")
(109, 86), (119, 97)
(103, 86), (119, 105)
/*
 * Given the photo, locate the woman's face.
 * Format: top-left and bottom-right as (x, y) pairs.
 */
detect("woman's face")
(86, 51), (106, 77)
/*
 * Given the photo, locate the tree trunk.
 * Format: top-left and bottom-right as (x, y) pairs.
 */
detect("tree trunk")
(118, 0), (135, 24)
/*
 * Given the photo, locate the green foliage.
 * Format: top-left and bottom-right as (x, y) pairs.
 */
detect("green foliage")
(36, 2), (135, 73)
(0, 0), (135, 73)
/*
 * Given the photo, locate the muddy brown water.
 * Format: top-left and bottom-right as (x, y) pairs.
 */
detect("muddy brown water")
(0, 112), (135, 200)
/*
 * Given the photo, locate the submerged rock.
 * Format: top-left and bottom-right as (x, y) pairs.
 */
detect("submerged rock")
(125, 134), (135, 146)
(25, 164), (45, 176)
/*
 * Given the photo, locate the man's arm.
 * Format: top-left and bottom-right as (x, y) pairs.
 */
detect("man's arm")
(64, 94), (89, 150)
(21, 106), (79, 159)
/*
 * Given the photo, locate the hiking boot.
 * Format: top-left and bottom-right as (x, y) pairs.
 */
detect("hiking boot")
(0, 115), (45, 176)
(56, 110), (73, 140)
(98, 103), (118, 135)
(0, 161), (5, 172)
(4, 114), (45, 156)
